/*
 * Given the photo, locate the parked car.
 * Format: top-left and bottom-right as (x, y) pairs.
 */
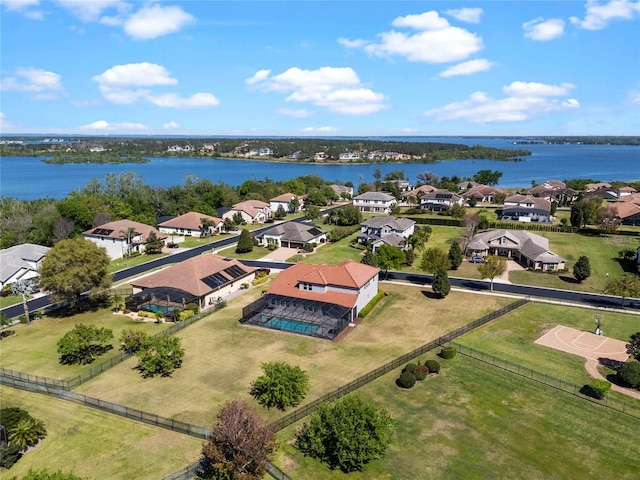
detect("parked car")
(470, 256), (484, 263)
(167, 243), (179, 248)
(628, 299), (640, 309)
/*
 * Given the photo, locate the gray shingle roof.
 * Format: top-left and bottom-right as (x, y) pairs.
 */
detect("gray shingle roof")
(354, 191), (396, 201)
(0, 243), (50, 284)
(260, 222), (326, 243)
(361, 216), (415, 231)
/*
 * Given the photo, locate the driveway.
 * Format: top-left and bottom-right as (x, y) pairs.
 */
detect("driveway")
(259, 247), (299, 261)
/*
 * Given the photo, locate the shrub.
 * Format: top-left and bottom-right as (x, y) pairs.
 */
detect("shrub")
(302, 243), (315, 252)
(402, 363), (418, 375)
(617, 360), (640, 388)
(179, 310), (195, 321)
(250, 362), (310, 411)
(397, 371), (417, 389)
(0, 444), (22, 469)
(31, 311), (43, 321)
(137, 310), (156, 318)
(119, 329), (149, 354)
(415, 365), (428, 381)
(424, 359), (441, 374)
(0, 328), (16, 340)
(440, 345), (457, 359)
(358, 292), (385, 318)
(587, 379), (611, 399)
(253, 274), (269, 286)
(185, 302), (200, 314)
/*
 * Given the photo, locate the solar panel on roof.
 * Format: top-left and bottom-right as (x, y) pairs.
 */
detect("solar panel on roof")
(201, 272), (229, 289)
(92, 228), (114, 235)
(224, 265), (246, 279)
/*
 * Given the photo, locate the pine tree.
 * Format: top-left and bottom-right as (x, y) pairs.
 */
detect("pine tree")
(236, 228), (254, 253)
(448, 241), (463, 270)
(573, 255), (591, 283)
(432, 269), (451, 298)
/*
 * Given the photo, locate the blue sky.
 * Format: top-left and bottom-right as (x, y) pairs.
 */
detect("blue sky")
(1, 0), (639, 136)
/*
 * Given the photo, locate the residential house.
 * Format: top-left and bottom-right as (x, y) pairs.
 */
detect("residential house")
(462, 184), (505, 204)
(585, 182), (612, 193)
(256, 222), (327, 249)
(457, 180), (479, 191)
(269, 193), (305, 214)
(0, 243), (50, 288)
(357, 216), (415, 251)
(353, 191), (397, 214)
(221, 200), (271, 224)
(130, 254), (256, 311)
(466, 230), (565, 271)
(82, 220), (166, 260)
(420, 190), (464, 211)
(527, 180), (578, 204)
(314, 152), (329, 161)
(499, 194), (552, 223)
(339, 152), (360, 160)
(611, 201), (640, 226)
(385, 179), (412, 192)
(401, 184), (438, 203)
(240, 260), (380, 340)
(158, 212), (224, 238)
(584, 188), (619, 202)
(330, 184), (354, 199)
(249, 147), (273, 156)
(618, 186), (638, 197)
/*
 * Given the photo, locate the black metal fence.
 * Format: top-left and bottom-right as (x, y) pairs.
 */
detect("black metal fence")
(452, 342), (640, 419)
(0, 305), (222, 390)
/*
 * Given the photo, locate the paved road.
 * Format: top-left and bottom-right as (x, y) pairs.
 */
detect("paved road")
(3, 208), (637, 318)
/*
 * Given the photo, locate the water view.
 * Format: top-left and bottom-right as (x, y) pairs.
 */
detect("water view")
(1, 137), (638, 200)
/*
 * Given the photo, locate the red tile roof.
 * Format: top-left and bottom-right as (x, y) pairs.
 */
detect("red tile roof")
(267, 260), (379, 308)
(158, 212), (223, 230)
(83, 219), (165, 242)
(131, 254), (255, 297)
(270, 193), (299, 203)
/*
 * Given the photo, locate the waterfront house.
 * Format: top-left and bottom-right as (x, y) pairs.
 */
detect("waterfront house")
(499, 194), (552, 223)
(269, 193), (305, 214)
(357, 216), (415, 251)
(82, 220), (166, 260)
(462, 184), (505, 204)
(221, 200), (271, 224)
(419, 190), (464, 211)
(466, 230), (565, 271)
(0, 243), (50, 289)
(158, 212), (224, 238)
(256, 222), (327, 249)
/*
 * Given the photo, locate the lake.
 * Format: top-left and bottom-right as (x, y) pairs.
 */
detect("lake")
(1, 137), (638, 200)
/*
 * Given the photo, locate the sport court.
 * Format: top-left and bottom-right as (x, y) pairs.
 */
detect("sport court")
(535, 325), (629, 362)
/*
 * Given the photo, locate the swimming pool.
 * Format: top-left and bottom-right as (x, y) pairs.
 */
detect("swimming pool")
(140, 304), (173, 314)
(265, 317), (320, 336)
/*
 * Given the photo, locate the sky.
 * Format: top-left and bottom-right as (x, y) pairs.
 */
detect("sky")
(1, 0), (639, 137)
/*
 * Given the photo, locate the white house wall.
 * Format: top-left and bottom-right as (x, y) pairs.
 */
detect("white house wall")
(355, 276), (379, 315)
(84, 237), (126, 260)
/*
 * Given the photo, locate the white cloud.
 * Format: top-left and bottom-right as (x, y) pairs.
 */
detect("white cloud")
(123, 4), (194, 40)
(299, 126), (338, 133)
(79, 120), (149, 131)
(246, 69), (271, 85)
(92, 62), (177, 87)
(346, 11), (482, 63)
(439, 59), (496, 77)
(523, 17), (565, 41)
(630, 91), (640, 103)
(444, 8), (483, 24)
(147, 92), (219, 108)
(163, 121), (180, 129)
(276, 108), (312, 118)
(570, 0), (640, 30)
(424, 81), (580, 123)
(247, 66), (387, 115)
(0, 67), (63, 99)
(57, 0), (127, 22)
(337, 37), (368, 48)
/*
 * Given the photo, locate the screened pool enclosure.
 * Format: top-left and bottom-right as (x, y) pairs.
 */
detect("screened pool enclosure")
(240, 293), (355, 340)
(126, 287), (199, 316)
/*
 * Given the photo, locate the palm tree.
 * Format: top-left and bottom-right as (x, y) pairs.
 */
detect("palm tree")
(11, 279), (38, 325)
(119, 227), (138, 257)
(9, 418), (40, 451)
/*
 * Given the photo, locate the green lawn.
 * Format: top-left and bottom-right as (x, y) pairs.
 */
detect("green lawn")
(455, 302), (640, 392)
(75, 284), (511, 427)
(275, 356), (640, 479)
(1, 386), (202, 480)
(215, 244), (270, 260)
(0, 307), (169, 379)
(297, 232), (363, 264)
(107, 253), (168, 274)
(0, 294), (23, 309)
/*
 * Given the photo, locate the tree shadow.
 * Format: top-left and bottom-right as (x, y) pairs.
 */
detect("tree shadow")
(420, 290), (439, 300)
(559, 275), (579, 284)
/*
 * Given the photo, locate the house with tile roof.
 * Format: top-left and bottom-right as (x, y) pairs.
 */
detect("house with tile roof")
(357, 216), (415, 251)
(256, 222), (327, 249)
(330, 184), (354, 199)
(611, 201), (640, 226)
(0, 243), (50, 288)
(269, 193), (305, 214)
(400, 184), (438, 203)
(82, 220), (166, 260)
(462, 184), (505, 204)
(158, 212), (224, 238)
(240, 260), (380, 340)
(221, 200), (271, 224)
(353, 191), (397, 214)
(499, 194), (552, 223)
(130, 254), (256, 310)
(466, 230), (565, 271)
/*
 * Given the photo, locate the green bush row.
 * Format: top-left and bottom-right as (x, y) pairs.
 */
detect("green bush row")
(358, 291), (385, 318)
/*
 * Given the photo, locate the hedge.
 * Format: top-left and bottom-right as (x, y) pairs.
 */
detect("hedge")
(440, 345), (457, 359)
(358, 292), (385, 318)
(588, 379), (611, 399)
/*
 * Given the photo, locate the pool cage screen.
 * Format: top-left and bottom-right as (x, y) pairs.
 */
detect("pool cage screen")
(126, 287), (199, 315)
(240, 293), (354, 340)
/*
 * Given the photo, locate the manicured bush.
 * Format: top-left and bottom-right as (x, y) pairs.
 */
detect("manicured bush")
(302, 243), (315, 252)
(587, 379), (611, 399)
(137, 310), (156, 318)
(440, 345), (457, 359)
(402, 363), (418, 375)
(414, 365), (428, 381)
(252, 274), (269, 286)
(358, 292), (385, 318)
(185, 302), (200, 314)
(179, 310), (195, 321)
(0, 443), (22, 469)
(397, 371), (417, 389)
(617, 360), (640, 388)
(424, 359), (441, 374)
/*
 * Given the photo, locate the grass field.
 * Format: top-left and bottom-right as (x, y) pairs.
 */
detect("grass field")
(107, 253), (167, 274)
(0, 295), (23, 308)
(274, 355), (640, 479)
(215, 243), (270, 260)
(1, 386), (202, 479)
(454, 302), (640, 404)
(74, 283), (512, 427)
(0, 307), (169, 378)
